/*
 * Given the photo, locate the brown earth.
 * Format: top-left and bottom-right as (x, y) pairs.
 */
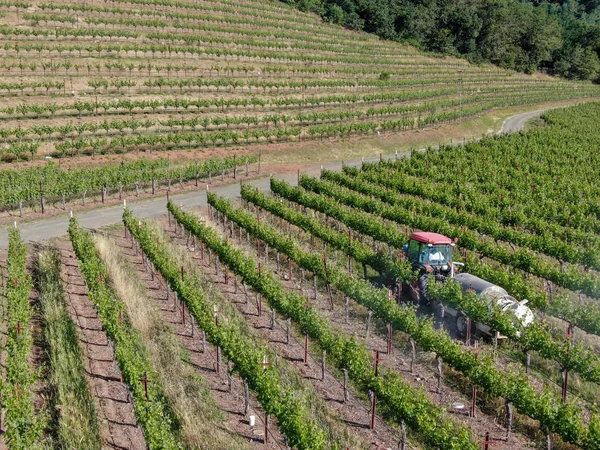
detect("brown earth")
(162, 218), (414, 449)
(202, 203), (548, 449)
(57, 239), (147, 450)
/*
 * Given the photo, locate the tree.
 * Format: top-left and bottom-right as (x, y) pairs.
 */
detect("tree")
(555, 44), (600, 79)
(325, 3), (345, 24)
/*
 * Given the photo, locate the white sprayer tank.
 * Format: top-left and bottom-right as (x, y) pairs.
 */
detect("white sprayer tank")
(453, 273), (534, 328)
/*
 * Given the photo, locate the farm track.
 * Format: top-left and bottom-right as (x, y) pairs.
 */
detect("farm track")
(0, 98), (555, 249)
(56, 239), (146, 450)
(112, 229), (287, 448)
(161, 217), (412, 449)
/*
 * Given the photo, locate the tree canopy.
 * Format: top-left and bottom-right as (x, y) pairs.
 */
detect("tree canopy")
(282, 0), (600, 80)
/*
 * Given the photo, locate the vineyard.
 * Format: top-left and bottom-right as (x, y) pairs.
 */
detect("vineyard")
(0, 0), (597, 170)
(2, 0), (600, 445)
(0, 0), (596, 220)
(1, 103), (600, 449)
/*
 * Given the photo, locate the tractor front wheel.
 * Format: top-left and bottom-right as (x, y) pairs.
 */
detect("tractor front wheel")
(418, 272), (429, 303)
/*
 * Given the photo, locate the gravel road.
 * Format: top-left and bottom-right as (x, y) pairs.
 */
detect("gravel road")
(0, 108), (549, 248)
(499, 109), (546, 134)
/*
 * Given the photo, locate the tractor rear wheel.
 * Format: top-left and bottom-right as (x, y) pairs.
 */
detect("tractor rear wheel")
(416, 273), (429, 305)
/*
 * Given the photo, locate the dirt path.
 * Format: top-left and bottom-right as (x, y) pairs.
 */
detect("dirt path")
(499, 109), (545, 134)
(113, 230), (286, 448)
(57, 240), (146, 450)
(162, 218), (414, 449)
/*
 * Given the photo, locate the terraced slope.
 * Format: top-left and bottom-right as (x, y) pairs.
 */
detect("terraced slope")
(0, 0), (598, 164)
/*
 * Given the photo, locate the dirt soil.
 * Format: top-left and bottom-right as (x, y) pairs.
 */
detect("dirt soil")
(200, 204), (543, 449)
(57, 239), (147, 450)
(161, 218), (412, 449)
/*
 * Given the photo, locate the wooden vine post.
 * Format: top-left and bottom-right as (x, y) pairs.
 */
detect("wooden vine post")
(214, 305), (220, 373)
(470, 341), (481, 418)
(562, 323), (574, 403)
(257, 263), (262, 316)
(482, 432), (498, 450)
(138, 371), (151, 401)
(260, 356), (271, 444)
(374, 350), (384, 377)
(322, 252), (333, 310)
(303, 298), (311, 363)
(386, 290), (394, 354)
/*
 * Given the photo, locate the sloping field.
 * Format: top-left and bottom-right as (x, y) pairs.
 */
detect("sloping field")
(3, 0), (600, 448)
(3, 102), (600, 449)
(0, 0), (598, 166)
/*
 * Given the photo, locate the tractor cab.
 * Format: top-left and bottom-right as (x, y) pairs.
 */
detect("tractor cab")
(403, 232), (455, 277)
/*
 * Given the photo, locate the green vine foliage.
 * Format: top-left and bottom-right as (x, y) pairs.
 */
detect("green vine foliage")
(68, 218), (182, 450)
(1, 228), (45, 449)
(317, 169), (598, 270)
(122, 209), (328, 450)
(232, 188), (600, 447)
(244, 182), (414, 283)
(308, 166), (600, 297)
(0, 155), (255, 207)
(317, 168), (600, 338)
(284, 174), (600, 385)
(170, 199), (478, 450)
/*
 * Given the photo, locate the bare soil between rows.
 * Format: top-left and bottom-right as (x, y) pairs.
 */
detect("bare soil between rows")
(163, 218), (410, 449)
(202, 203), (542, 450)
(57, 239), (147, 450)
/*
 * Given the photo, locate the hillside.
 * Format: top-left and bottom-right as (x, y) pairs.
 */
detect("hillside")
(0, 0), (598, 168)
(2, 0), (600, 444)
(286, 0), (600, 80)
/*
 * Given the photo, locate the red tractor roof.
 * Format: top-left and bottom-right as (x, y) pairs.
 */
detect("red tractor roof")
(409, 232), (453, 245)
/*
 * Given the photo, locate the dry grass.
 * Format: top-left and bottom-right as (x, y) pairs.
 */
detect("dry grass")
(94, 233), (250, 450)
(35, 245), (101, 450)
(259, 98), (594, 167)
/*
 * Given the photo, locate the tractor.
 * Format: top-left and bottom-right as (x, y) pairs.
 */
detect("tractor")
(402, 231), (534, 338)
